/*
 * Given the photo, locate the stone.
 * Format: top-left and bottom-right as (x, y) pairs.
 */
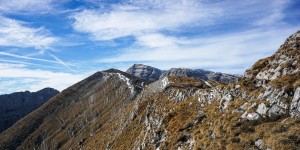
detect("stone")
(290, 87), (300, 117)
(255, 139), (263, 149)
(246, 112), (260, 120)
(268, 105), (285, 118)
(219, 94), (233, 110)
(256, 103), (268, 116)
(235, 85), (241, 89)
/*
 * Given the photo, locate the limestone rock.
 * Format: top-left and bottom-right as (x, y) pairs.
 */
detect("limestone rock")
(290, 87), (300, 117)
(256, 103), (268, 116)
(268, 105), (285, 118)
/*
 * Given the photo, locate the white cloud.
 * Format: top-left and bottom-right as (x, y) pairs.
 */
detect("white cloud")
(0, 0), (66, 14)
(98, 27), (299, 74)
(71, 0), (222, 40)
(0, 16), (57, 49)
(254, 0), (290, 26)
(0, 52), (58, 63)
(71, 0), (291, 41)
(0, 63), (88, 94)
(71, 0), (297, 74)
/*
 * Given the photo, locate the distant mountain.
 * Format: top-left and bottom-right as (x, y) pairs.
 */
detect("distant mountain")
(0, 88), (59, 133)
(1, 31), (300, 150)
(126, 64), (162, 82)
(126, 64), (239, 83)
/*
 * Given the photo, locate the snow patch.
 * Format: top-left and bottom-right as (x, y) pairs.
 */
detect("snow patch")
(116, 73), (134, 94)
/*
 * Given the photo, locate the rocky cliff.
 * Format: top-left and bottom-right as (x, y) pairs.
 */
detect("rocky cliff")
(0, 31), (300, 150)
(126, 64), (239, 83)
(0, 88), (59, 133)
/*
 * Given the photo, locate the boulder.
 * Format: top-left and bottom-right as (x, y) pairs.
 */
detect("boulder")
(256, 103), (268, 116)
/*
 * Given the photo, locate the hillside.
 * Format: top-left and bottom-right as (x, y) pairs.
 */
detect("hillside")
(0, 88), (59, 133)
(0, 31), (300, 150)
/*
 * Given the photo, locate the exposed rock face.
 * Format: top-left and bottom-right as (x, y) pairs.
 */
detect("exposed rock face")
(0, 88), (59, 133)
(127, 64), (239, 83)
(161, 68), (239, 83)
(291, 87), (300, 117)
(1, 31), (300, 150)
(126, 64), (162, 82)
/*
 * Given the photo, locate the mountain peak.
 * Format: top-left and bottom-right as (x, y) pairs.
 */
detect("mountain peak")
(126, 64), (162, 82)
(2, 31), (300, 150)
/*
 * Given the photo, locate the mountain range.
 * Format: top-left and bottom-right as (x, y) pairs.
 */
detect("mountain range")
(0, 31), (300, 149)
(126, 64), (239, 83)
(0, 88), (59, 133)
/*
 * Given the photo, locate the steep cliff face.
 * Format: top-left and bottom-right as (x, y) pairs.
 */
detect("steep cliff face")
(0, 88), (59, 133)
(126, 64), (239, 83)
(1, 31), (300, 150)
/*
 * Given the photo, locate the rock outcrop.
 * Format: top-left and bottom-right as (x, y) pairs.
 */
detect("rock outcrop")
(0, 31), (300, 150)
(0, 88), (59, 133)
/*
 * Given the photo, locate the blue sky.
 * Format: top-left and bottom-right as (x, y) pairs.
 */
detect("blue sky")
(0, 0), (300, 94)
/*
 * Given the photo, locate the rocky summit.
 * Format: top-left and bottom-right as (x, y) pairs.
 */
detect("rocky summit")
(126, 64), (162, 82)
(0, 31), (300, 150)
(126, 64), (239, 83)
(0, 88), (59, 133)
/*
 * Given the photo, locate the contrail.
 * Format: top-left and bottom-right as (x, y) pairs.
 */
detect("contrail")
(0, 59), (62, 69)
(47, 52), (76, 73)
(0, 52), (59, 64)
(16, 27), (76, 73)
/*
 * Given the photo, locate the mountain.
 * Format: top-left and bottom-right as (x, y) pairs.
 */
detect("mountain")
(0, 31), (300, 150)
(126, 64), (162, 82)
(0, 88), (59, 133)
(126, 64), (239, 83)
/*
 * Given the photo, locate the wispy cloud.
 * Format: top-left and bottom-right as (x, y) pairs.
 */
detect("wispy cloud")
(0, 59), (62, 69)
(0, 0), (67, 14)
(0, 52), (58, 64)
(98, 27), (299, 74)
(71, 0), (291, 41)
(0, 15), (76, 72)
(71, 0), (222, 40)
(0, 63), (88, 94)
(0, 16), (57, 49)
(0, 51), (76, 73)
(48, 52), (76, 73)
(71, 0), (297, 74)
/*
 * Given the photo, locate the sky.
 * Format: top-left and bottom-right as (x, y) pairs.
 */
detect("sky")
(0, 0), (300, 94)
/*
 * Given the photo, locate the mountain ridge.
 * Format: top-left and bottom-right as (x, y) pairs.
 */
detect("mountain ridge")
(0, 88), (59, 133)
(126, 64), (239, 83)
(0, 31), (300, 149)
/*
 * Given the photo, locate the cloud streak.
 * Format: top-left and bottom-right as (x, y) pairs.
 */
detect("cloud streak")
(71, 0), (222, 40)
(0, 63), (87, 94)
(0, 16), (57, 49)
(48, 52), (76, 73)
(98, 27), (299, 74)
(0, 0), (67, 14)
(0, 52), (59, 64)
